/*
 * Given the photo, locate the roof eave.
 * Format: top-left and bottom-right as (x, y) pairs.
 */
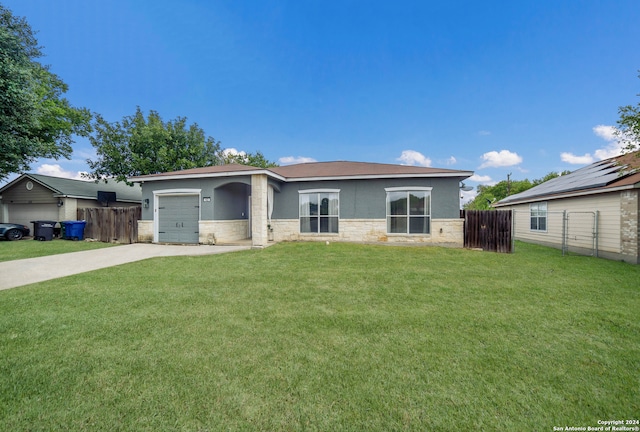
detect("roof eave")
(128, 169), (287, 183)
(54, 193), (140, 202)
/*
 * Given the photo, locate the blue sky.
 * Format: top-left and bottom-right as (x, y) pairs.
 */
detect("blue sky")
(3, 0), (639, 201)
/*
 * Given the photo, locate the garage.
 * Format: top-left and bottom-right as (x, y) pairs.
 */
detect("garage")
(7, 203), (59, 231)
(157, 195), (200, 243)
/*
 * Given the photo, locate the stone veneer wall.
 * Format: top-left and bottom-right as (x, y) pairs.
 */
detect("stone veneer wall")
(620, 190), (639, 264)
(270, 218), (464, 246)
(138, 220), (153, 243)
(140, 217), (464, 246)
(251, 174), (268, 248)
(199, 220), (248, 245)
(137, 219), (249, 244)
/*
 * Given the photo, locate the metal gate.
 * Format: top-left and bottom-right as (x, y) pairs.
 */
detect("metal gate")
(512, 210), (599, 257)
(564, 211), (599, 257)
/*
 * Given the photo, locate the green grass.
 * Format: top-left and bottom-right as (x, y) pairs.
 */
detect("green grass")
(0, 241), (638, 430)
(0, 238), (118, 262)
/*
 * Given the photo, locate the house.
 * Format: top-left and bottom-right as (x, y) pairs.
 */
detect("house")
(129, 161), (473, 248)
(0, 174), (142, 229)
(493, 151), (640, 264)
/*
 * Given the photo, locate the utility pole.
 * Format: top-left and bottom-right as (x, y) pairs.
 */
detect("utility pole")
(506, 173), (512, 196)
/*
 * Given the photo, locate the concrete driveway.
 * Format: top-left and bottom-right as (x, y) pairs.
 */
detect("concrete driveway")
(0, 243), (251, 291)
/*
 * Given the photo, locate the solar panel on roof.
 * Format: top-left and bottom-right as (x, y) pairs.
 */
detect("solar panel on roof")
(498, 159), (627, 204)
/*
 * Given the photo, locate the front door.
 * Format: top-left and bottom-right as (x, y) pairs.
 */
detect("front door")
(157, 195), (199, 243)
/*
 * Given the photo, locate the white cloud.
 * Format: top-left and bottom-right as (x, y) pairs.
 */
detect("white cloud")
(446, 156), (457, 165)
(592, 125), (617, 141)
(278, 156), (317, 165)
(560, 125), (626, 165)
(397, 150), (432, 167)
(478, 130), (491, 136)
(469, 174), (493, 183)
(36, 164), (87, 180)
(478, 150), (522, 169)
(561, 152), (594, 164)
(222, 147), (246, 157)
(460, 189), (477, 205)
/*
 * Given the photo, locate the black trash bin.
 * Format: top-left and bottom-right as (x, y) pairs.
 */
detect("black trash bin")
(31, 220), (56, 241)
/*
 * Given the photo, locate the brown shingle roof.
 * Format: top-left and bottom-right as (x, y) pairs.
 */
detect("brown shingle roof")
(270, 161), (470, 179)
(129, 161), (473, 182)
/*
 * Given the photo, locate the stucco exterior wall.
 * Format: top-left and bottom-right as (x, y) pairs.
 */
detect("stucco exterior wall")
(136, 173), (468, 248)
(272, 177), (463, 221)
(139, 176), (252, 222)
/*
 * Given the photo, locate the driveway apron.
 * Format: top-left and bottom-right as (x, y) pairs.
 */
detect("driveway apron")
(0, 243), (251, 291)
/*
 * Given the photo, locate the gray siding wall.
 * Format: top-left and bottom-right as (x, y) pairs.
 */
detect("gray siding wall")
(271, 177), (463, 220)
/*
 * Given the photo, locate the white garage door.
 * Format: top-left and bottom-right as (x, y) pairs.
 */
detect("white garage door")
(157, 195), (199, 244)
(7, 203), (59, 231)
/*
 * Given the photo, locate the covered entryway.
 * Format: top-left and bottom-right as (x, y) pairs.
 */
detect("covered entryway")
(157, 194), (200, 244)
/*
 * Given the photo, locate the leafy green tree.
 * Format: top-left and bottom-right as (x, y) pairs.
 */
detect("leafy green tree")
(87, 107), (279, 183)
(616, 72), (640, 154)
(87, 107), (223, 183)
(0, 5), (91, 181)
(221, 150), (279, 168)
(464, 171), (570, 210)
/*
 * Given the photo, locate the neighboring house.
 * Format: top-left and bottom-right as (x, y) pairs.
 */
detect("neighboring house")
(494, 151), (640, 264)
(0, 174), (142, 229)
(129, 161), (473, 248)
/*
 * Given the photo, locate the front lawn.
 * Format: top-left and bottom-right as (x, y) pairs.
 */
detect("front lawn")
(0, 238), (118, 262)
(0, 242), (638, 430)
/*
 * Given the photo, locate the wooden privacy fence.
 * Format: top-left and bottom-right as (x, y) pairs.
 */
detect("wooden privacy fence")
(463, 210), (513, 253)
(77, 207), (141, 244)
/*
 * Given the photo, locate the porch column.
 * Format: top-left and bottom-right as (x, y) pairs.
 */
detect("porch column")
(251, 174), (268, 248)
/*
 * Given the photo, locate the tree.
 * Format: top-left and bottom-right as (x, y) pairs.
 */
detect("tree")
(221, 149), (279, 168)
(616, 72), (640, 154)
(87, 107), (223, 183)
(0, 5), (91, 181)
(464, 171), (570, 210)
(87, 107), (279, 183)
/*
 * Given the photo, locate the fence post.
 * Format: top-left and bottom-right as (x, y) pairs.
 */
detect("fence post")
(510, 209), (515, 253)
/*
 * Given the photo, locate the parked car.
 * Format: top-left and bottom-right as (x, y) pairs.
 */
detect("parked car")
(0, 223), (31, 240)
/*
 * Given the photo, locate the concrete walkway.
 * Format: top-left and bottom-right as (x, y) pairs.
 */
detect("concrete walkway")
(0, 243), (251, 291)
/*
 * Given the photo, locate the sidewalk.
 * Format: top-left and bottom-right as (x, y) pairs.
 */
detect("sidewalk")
(0, 243), (251, 291)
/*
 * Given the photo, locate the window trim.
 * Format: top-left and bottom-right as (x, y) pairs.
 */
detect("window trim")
(385, 187), (432, 235)
(298, 189), (340, 234)
(530, 202), (548, 232)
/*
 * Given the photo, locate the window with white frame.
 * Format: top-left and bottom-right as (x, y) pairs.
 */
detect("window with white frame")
(386, 187), (431, 234)
(299, 190), (339, 233)
(530, 202), (547, 231)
